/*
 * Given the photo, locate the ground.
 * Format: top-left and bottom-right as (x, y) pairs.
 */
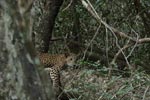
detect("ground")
(61, 66), (150, 100)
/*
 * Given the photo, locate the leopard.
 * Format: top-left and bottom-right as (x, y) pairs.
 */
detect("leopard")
(38, 52), (76, 97)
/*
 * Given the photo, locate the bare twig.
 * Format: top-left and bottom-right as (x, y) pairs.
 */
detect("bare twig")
(105, 26), (109, 67)
(142, 86), (149, 100)
(83, 25), (101, 59)
(50, 36), (76, 42)
(111, 44), (132, 65)
(62, 0), (73, 11)
(127, 29), (139, 58)
(50, 37), (64, 41)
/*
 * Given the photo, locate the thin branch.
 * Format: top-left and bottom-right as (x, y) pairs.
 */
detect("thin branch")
(127, 29), (139, 58)
(50, 37), (64, 41)
(62, 0), (73, 11)
(142, 86), (149, 100)
(105, 25), (109, 67)
(111, 44), (132, 65)
(83, 25), (101, 59)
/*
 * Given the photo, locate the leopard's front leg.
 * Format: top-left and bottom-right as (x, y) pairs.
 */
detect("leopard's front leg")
(45, 67), (62, 97)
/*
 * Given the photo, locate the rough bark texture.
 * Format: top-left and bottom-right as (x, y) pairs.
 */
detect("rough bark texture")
(33, 0), (64, 53)
(0, 0), (53, 100)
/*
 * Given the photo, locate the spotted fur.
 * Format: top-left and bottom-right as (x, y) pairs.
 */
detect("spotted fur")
(38, 52), (76, 96)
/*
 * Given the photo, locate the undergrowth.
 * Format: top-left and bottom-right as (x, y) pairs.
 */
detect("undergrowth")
(61, 61), (150, 100)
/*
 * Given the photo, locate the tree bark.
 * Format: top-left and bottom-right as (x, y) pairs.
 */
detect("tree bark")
(0, 0), (53, 100)
(33, 0), (64, 53)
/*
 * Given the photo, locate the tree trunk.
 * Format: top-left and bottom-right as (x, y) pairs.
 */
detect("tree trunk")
(0, 0), (53, 100)
(33, 0), (64, 53)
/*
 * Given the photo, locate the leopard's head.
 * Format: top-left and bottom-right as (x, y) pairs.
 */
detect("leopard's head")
(65, 53), (77, 67)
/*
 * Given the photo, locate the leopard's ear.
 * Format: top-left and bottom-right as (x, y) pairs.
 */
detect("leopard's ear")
(64, 52), (70, 57)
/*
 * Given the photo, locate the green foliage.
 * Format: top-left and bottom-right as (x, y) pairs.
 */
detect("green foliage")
(63, 68), (150, 100)
(79, 60), (109, 76)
